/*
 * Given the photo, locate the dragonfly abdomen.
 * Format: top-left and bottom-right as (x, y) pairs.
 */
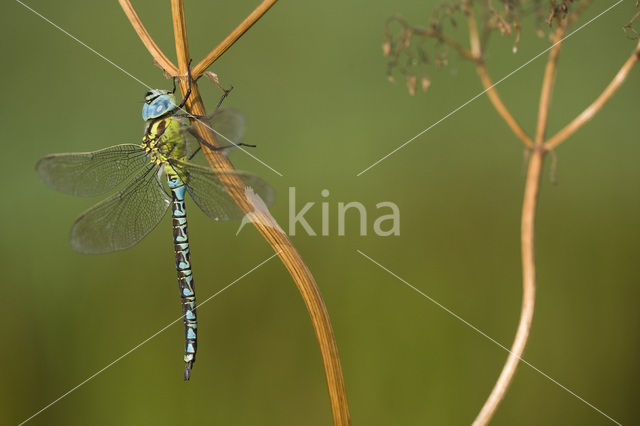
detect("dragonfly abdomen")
(168, 172), (198, 380)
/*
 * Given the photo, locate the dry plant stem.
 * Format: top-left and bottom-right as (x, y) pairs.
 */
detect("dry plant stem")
(475, 24), (568, 426)
(410, 10), (530, 150)
(192, 0), (278, 78)
(465, 5), (534, 148)
(535, 25), (566, 144)
(474, 63), (534, 148)
(545, 39), (640, 150)
(168, 1), (350, 425)
(463, 6), (638, 426)
(119, 0), (178, 76)
(440, 33), (477, 60)
(472, 148), (543, 426)
(466, 6), (482, 58)
(118, 0), (349, 423)
(472, 22), (567, 426)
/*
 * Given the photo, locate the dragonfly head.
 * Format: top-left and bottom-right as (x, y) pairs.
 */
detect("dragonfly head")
(142, 89), (178, 121)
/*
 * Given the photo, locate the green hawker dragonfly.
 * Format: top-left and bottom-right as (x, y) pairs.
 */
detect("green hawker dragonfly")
(36, 81), (274, 380)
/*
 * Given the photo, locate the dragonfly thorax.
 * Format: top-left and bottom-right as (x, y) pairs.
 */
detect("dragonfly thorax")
(142, 115), (189, 165)
(142, 89), (178, 121)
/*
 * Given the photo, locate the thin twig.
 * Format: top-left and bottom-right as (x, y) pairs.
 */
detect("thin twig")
(440, 33), (477, 61)
(535, 25), (566, 145)
(192, 0), (278, 78)
(472, 147), (544, 426)
(166, 1), (350, 425)
(474, 63), (534, 148)
(118, 1), (349, 423)
(467, 5), (482, 59)
(390, 17), (476, 60)
(472, 22), (566, 426)
(118, 0), (179, 76)
(545, 39), (640, 150)
(466, 4), (534, 148)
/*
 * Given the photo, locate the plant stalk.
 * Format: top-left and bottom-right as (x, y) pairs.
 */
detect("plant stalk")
(192, 0), (278, 78)
(472, 22), (566, 426)
(466, 3), (534, 148)
(472, 147), (543, 426)
(170, 1), (350, 424)
(545, 39), (640, 150)
(120, 1), (350, 423)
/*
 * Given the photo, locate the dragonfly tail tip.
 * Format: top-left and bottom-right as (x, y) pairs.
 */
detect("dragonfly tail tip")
(184, 362), (193, 381)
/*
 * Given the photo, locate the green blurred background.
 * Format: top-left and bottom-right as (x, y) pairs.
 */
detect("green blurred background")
(2, 0), (638, 425)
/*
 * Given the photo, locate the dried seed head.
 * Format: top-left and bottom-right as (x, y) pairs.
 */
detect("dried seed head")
(382, 40), (392, 56)
(513, 23), (521, 53)
(402, 28), (412, 48)
(421, 75), (431, 92)
(407, 74), (417, 96)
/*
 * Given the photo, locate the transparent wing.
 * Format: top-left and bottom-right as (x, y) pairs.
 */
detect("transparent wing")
(185, 108), (246, 160)
(209, 108), (246, 144)
(174, 161), (274, 222)
(70, 165), (171, 254)
(36, 144), (149, 197)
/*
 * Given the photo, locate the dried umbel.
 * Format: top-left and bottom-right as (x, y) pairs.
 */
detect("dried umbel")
(382, 0), (601, 95)
(546, 0), (577, 25)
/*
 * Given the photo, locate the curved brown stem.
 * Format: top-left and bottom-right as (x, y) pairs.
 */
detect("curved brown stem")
(169, 1), (350, 425)
(466, 5), (482, 59)
(118, 1), (349, 423)
(439, 33), (477, 61)
(545, 39), (640, 150)
(474, 63), (534, 148)
(535, 25), (566, 144)
(473, 147), (543, 426)
(466, 4), (534, 148)
(118, 0), (179, 76)
(389, 10), (532, 148)
(192, 0), (278, 78)
(473, 23), (566, 426)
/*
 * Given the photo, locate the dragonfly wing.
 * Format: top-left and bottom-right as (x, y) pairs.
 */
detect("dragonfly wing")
(70, 165), (170, 254)
(185, 108), (246, 160)
(36, 144), (149, 197)
(176, 162), (274, 222)
(209, 108), (246, 145)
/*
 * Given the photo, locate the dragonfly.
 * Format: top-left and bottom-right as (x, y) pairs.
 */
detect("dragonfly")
(36, 76), (274, 380)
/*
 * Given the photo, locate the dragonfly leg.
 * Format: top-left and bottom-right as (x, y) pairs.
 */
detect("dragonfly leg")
(202, 70), (234, 96)
(175, 112), (209, 120)
(188, 127), (256, 151)
(213, 85), (234, 113)
(175, 85), (234, 121)
(177, 59), (194, 109)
